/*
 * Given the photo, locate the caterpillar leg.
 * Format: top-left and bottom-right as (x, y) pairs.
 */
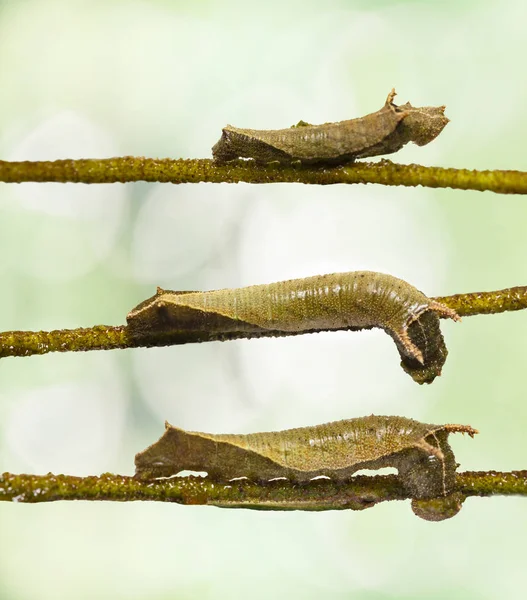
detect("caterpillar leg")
(441, 424), (479, 437)
(395, 328), (425, 365)
(413, 438), (444, 461)
(429, 300), (461, 322)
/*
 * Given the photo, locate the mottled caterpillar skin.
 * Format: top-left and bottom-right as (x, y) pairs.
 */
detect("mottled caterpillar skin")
(126, 271), (459, 384)
(212, 89), (449, 165)
(134, 416), (477, 501)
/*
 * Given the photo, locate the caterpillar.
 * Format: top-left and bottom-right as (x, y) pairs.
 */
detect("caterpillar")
(126, 271), (460, 384)
(212, 89), (449, 165)
(134, 416), (477, 501)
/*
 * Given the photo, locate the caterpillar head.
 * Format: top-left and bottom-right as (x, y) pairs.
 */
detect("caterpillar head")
(397, 102), (450, 147)
(396, 302), (459, 384)
(411, 492), (466, 521)
(398, 310), (448, 384)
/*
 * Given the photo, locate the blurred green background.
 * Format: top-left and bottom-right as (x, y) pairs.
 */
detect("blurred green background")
(1, 0), (526, 598)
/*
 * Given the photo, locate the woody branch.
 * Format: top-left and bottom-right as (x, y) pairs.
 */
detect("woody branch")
(0, 471), (525, 515)
(0, 157), (526, 194)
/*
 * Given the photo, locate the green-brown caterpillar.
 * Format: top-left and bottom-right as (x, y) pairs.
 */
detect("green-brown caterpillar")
(212, 89), (449, 165)
(134, 416), (477, 503)
(126, 271), (459, 384)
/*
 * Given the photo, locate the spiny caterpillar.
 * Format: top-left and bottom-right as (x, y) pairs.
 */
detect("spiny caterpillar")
(126, 271), (460, 384)
(212, 89), (449, 165)
(134, 416), (477, 505)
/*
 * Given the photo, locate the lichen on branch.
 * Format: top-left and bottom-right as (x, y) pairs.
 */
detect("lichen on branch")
(0, 157), (526, 194)
(1, 470), (525, 522)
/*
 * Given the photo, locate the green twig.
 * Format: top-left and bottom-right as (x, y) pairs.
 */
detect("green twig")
(0, 286), (525, 359)
(0, 471), (525, 521)
(435, 285), (527, 317)
(1, 157), (526, 194)
(0, 325), (128, 358)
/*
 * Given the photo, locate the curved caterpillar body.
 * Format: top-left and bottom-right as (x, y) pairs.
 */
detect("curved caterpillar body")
(126, 271), (459, 384)
(134, 416), (477, 500)
(212, 89), (449, 165)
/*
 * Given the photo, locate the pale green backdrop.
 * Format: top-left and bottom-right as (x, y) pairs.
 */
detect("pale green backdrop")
(0, 0), (526, 598)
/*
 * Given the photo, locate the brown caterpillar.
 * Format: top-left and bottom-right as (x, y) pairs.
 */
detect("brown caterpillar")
(134, 416), (477, 502)
(212, 89), (449, 165)
(126, 271), (459, 384)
